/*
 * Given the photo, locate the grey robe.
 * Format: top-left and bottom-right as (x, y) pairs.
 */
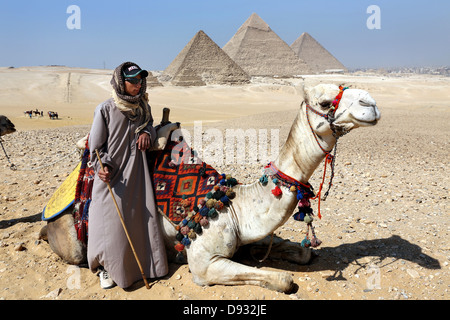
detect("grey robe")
(87, 98), (168, 288)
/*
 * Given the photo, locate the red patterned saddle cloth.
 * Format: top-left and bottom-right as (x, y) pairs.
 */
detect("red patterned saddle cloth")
(151, 139), (221, 224)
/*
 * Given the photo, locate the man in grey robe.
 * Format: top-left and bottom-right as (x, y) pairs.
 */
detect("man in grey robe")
(88, 62), (168, 289)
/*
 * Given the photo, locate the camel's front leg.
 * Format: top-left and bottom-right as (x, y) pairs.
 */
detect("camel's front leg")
(191, 256), (295, 293)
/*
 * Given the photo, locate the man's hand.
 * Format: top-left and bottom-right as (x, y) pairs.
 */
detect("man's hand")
(98, 166), (111, 183)
(137, 132), (151, 150)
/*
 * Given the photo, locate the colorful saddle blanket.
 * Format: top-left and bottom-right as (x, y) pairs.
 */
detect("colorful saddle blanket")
(151, 139), (222, 225)
(72, 144), (95, 245)
(43, 134), (235, 248)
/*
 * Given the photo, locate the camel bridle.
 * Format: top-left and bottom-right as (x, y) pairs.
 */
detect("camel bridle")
(304, 86), (348, 204)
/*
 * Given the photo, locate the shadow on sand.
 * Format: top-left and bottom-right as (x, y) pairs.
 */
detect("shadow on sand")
(0, 211), (42, 230)
(238, 234), (441, 282)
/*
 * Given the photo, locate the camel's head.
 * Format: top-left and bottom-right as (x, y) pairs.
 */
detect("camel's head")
(0, 115), (16, 137)
(304, 84), (380, 138)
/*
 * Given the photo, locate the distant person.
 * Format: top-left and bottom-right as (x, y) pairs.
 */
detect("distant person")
(87, 62), (168, 289)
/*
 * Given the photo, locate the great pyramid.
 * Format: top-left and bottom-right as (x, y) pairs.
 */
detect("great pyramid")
(222, 13), (311, 77)
(290, 32), (347, 73)
(164, 30), (250, 86)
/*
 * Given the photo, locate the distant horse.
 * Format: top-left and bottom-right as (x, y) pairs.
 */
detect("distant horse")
(48, 111), (58, 120)
(24, 110), (33, 118)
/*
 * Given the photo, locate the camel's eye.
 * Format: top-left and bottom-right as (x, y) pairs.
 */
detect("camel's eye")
(319, 101), (332, 109)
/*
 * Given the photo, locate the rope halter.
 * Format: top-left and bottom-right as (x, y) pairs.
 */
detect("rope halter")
(305, 85), (348, 155)
(305, 86), (348, 209)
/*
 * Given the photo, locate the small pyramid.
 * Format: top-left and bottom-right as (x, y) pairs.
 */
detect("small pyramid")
(223, 13), (311, 77)
(290, 32), (347, 73)
(164, 30), (250, 86)
(172, 67), (206, 87)
(146, 71), (163, 88)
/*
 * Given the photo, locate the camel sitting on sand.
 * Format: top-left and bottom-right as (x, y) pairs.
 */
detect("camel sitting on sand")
(0, 115), (16, 136)
(40, 84), (380, 293)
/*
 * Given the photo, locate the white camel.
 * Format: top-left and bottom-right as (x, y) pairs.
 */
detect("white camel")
(40, 84), (380, 293)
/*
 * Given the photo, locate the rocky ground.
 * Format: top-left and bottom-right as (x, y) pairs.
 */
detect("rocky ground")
(0, 101), (448, 301)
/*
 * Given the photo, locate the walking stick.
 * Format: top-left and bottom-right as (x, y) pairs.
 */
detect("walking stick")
(95, 149), (151, 290)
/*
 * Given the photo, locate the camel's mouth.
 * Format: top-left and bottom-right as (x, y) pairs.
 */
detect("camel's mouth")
(349, 106), (381, 127)
(353, 118), (379, 126)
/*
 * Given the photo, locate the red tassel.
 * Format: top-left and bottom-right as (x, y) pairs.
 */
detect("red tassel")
(174, 243), (185, 252)
(271, 186), (282, 197)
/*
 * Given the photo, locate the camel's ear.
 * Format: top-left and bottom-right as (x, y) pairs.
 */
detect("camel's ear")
(304, 85), (330, 108)
(302, 85), (310, 105)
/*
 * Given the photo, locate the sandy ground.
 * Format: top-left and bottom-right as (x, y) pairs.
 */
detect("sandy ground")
(0, 67), (449, 302)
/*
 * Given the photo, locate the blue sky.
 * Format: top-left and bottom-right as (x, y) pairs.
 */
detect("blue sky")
(0, 0), (449, 70)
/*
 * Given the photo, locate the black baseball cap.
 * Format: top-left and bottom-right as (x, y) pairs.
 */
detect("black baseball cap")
(122, 63), (148, 78)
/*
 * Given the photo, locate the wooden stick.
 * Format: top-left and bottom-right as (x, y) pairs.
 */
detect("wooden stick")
(95, 149), (151, 290)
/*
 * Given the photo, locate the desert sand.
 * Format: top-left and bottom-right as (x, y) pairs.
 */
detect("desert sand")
(0, 67), (449, 301)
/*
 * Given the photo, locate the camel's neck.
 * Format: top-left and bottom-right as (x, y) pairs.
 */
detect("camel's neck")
(275, 103), (336, 184)
(233, 104), (338, 244)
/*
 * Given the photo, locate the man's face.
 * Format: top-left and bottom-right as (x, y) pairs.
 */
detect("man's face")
(124, 74), (143, 96)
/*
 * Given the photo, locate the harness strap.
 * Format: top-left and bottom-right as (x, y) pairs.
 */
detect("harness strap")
(331, 86), (348, 115)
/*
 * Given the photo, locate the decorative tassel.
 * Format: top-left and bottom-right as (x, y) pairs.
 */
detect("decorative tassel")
(193, 223), (202, 234)
(181, 237), (191, 246)
(199, 206), (209, 216)
(293, 211), (305, 221)
(298, 197), (310, 207)
(188, 230), (197, 239)
(271, 186), (282, 197)
(208, 208), (217, 218)
(174, 242), (185, 252)
(200, 217), (209, 227)
(310, 237), (322, 248)
(220, 195), (230, 205)
(304, 215), (313, 224)
(214, 200), (224, 211)
(226, 189), (236, 199)
(205, 199), (216, 208)
(180, 226), (190, 235)
(259, 175), (268, 185)
(301, 237), (311, 248)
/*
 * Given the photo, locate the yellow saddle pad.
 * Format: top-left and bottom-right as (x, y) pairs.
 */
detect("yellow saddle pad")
(42, 162), (81, 221)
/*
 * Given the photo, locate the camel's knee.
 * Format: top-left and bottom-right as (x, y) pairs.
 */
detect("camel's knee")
(262, 272), (295, 293)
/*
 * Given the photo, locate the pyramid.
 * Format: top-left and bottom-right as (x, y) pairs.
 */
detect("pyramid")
(290, 32), (347, 73)
(164, 30), (250, 86)
(146, 71), (163, 88)
(171, 67), (206, 87)
(222, 13), (311, 77)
